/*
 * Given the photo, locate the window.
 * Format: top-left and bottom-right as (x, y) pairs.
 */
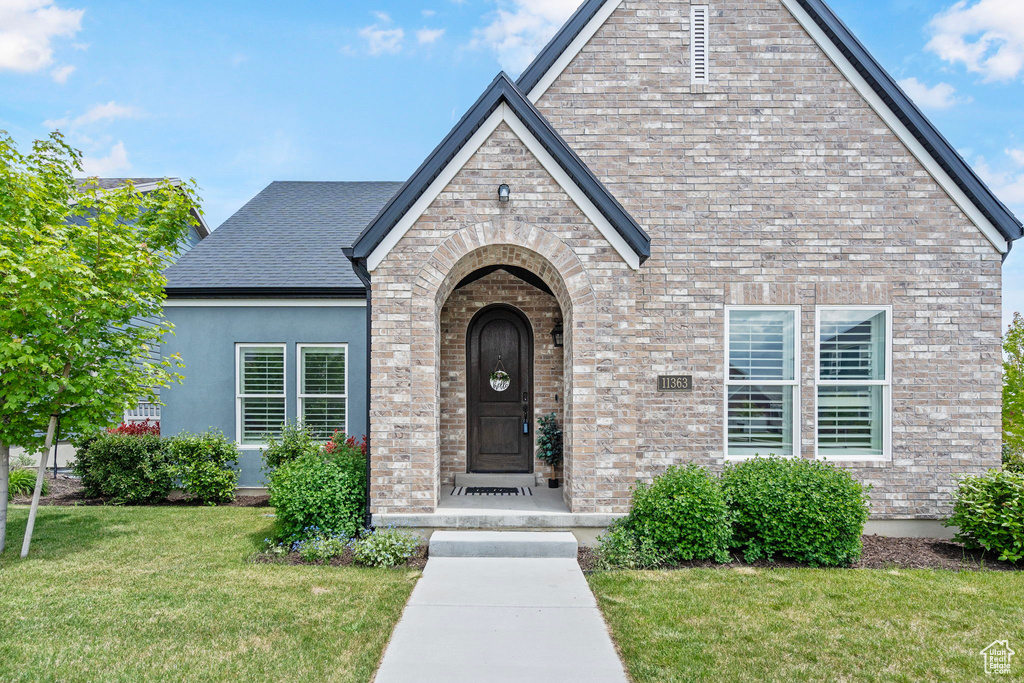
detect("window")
(725, 307), (799, 457)
(298, 344), (347, 439)
(691, 5), (709, 85)
(236, 344), (286, 446)
(815, 308), (891, 459)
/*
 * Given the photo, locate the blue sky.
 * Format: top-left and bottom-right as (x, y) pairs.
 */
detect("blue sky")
(1, 0), (1023, 321)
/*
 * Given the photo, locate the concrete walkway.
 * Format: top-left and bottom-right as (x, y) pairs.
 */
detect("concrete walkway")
(374, 557), (628, 683)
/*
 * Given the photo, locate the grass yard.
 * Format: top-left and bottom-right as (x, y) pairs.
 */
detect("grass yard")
(0, 505), (418, 683)
(590, 568), (1024, 682)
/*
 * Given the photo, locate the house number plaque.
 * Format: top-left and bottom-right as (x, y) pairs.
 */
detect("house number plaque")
(657, 375), (692, 392)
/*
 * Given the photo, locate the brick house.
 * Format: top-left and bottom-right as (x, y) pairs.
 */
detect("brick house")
(163, 0), (1021, 537)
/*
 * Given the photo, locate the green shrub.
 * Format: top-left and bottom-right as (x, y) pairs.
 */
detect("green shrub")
(623, 464), (733, 563)
(351, 528), (419, 568)
(73, 433), (174, 504)
(594, 519), (672, 569)
(268, 445), (366, 539)
(168, 431), (239, 505)
(8, 468), (49, 499)
(722, 457), (870, 567)
(1003, 444), (1023, 474)
(946, 469), (1024, 563)
(262, 422), (322, 471)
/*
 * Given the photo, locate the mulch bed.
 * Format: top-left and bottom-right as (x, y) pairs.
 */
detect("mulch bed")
(9, 474), (270, 507)
(253, 545), (429, 570)
(577, 535), (1021, 572)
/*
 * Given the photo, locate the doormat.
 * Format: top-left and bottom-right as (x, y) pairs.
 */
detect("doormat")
(452, 486), (533, 496)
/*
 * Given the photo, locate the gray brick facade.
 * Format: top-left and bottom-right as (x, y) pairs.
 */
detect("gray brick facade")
(367, 0), (1005, 519)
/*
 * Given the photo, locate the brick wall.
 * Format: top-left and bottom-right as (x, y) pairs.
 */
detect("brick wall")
(439, 270), (564, 484)
(368, 0), (1004, 518)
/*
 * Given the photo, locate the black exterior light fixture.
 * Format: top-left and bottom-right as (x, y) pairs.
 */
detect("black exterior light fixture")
(498, 183), (511, 203)
(550, 320), (564, 347)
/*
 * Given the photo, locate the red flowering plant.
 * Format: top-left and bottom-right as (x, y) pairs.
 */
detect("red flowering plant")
(325, 431), (367, 456)
(108, 420), (160, 436)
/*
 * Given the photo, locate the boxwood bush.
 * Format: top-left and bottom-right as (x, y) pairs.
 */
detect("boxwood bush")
(268, 440), (366, 539)
(946, 469), (1024, 563)
(73, 433), (174, 504)
(613, 464), (733, 564)
(722, 457), (870, 566)
(168, 431), (239, 505)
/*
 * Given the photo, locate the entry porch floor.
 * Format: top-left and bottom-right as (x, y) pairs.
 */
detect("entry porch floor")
(372, 485), (624, 533)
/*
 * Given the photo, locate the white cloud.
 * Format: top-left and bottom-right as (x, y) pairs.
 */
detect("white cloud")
(897, 77), (971, 110)
(44, 101), (143, 130)
(50, 63), (73, 83)
(0, 0), (84, 73)
(417, 27), (446, 44)
(470, 0), (580, 75)
(975, 151), (1024, 213)
(359, 24), (404, 55)
(79, 141), (131, 176)
(927, 0), (1024, 82)
(422, 9), (436, 18)
(373, 11), (391, 23)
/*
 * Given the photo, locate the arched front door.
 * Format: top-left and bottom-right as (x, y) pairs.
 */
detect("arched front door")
(466, 305), (533, 473)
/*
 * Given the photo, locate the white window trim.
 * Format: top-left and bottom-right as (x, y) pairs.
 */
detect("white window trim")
(235, 343), (287, 448)
(297, 343), (349, 440)
(813, 305), (893, 461)
(724, 305), (801, 460)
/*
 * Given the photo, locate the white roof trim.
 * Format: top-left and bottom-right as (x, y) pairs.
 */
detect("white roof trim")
(366, 102), (641, 272)
(780, 0), (1006, 254)
(526, 0), (625, 103)
(520, 0), (1008, 254)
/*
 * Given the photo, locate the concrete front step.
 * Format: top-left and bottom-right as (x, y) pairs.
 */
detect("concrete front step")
(429, 531), (578, 558)
(453, 473), (537, 488)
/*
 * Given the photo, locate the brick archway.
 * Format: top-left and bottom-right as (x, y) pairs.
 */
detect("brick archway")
(416, 222), (597, 511)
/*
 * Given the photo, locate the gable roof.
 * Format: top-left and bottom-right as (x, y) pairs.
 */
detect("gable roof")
(515, 0), (1022, 252)
(165, 181), (402, 297)
(75, 177), (211, 238)
(349, 72), (651, 270)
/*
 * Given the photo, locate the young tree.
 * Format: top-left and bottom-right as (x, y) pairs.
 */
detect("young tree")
(0, 131), (201, 556)
(1004, 312), (1024, 471)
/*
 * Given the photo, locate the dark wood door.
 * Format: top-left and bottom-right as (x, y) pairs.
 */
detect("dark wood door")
(467, 305), (533, 473)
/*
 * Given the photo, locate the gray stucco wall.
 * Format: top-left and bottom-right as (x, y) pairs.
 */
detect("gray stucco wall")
(161, 302), (368, 487)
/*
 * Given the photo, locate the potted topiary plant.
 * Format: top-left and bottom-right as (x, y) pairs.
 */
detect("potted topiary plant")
(537, 412), (563, 488)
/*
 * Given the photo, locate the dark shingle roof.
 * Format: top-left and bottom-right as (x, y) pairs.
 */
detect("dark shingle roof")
(165, 181), (402, 295)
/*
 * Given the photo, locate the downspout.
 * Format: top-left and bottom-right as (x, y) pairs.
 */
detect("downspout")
(343, 248), (373, 529)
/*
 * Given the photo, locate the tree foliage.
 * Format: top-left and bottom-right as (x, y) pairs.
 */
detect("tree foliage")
(1003, 313), (1024, 463)
(0, 130), (201, 552)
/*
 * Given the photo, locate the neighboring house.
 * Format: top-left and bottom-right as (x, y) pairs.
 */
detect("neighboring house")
(162, 0), (1021, 534)
(77, 178), (212, 425)
(12, 177), (208, 469)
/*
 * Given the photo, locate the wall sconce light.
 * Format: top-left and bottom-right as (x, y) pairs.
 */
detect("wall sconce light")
(498, 184), (511, 203)
(550, 320), (564, 348)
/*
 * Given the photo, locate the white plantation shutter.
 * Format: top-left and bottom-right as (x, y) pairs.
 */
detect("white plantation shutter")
(299, 345), (347, 439)
(816, 309), (890, 458)
(237, 345), (286, 445)
(691, 5), (709, 85)
(726, 308), (798, 457)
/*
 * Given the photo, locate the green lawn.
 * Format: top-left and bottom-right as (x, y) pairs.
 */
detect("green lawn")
(590, 567), (1024, 682)
(0, 505), (418, 683)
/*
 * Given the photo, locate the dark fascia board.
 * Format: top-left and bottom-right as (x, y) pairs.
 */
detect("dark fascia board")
(513, 0), (1021, 246)
(165, 286), (366, 299)
(350, 72), (650, 263)
(516, 0), (609, 96)
(795, 0), (1021, 244)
